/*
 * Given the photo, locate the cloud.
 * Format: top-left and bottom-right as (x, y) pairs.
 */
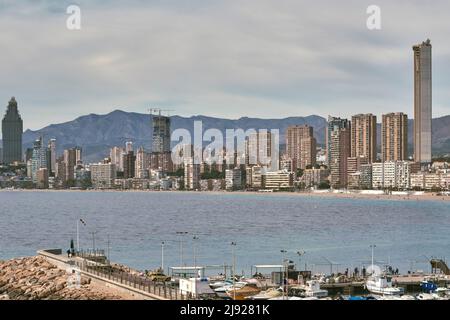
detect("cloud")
(0, 0), (449, 131)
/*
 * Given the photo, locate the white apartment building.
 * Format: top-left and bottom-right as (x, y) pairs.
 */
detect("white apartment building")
(225, 168), (242, 190)
(372, 161), (414, 190)
(90, 163), (116, 189)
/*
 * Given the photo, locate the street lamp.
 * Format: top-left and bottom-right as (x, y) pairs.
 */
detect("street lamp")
(176, 231), (188, 267)
(280, 249), (288, 300)
(76, 218), (86, 253)
(231, 242), (237, 300)
(193, 236), (199, 276)
(369, 244), (376, 275)
(296, 250), (306, 271)
(161, 241), (165, 272)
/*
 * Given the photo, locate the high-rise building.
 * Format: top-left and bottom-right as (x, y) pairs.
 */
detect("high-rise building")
(2, 97), (23, 164)
(63, 148), (77, 182)
(135, 147), (150, 179)
(31, 137), (47, 183)
(125, 141), (133, 154)
(381, 113), (408, 162)
(90, 163), (117, 189)
(225, 168), (242, 190)
(329, 126), (351, 189)
(184, 158), (200, 190)
(110, 146), (125, 172)
(351, 114), (377, 163)
(286, 125), (317, 170)
(152, 113), (171, 153)
(326, 116), (350, 165)
(48, 139), (57, 175)
(123, 151), (136, 179)
(246, 131), (276, 168)
(413, 39), (432, 164)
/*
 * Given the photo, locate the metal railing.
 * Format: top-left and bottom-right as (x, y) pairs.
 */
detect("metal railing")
(74, 260), (186, 300)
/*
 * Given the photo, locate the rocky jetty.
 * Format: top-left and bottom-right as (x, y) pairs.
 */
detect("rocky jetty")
(0, 256), (123, 300)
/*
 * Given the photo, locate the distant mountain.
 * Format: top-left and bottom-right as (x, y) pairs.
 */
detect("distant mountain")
(14, 110), (450, 163)
(20, 110), (327, 163)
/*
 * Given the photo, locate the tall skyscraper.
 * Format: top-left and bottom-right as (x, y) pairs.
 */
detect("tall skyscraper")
(413, 39), (432, 164)
(48, 139), (57, 174)
(351, 113), (377, 163)
(110, 146), (125, 172)
(381, 113), (408, 162)
(123, 150), (136, 178)
(135, 146), (150, 178)
(152, 113), (171, 153)
(329, 118), (351, 189)
(2, 97), (23, 164)
(125, 141), (134, 154)
(326, 116), (350, 166)
(63, 148), (77, 181)
(286, 125), (317, 170)
(31, 137), (47, 183)
(246, 131), (276, 169)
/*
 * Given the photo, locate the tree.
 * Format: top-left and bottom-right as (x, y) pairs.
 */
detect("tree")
(318, 181), (330, 190)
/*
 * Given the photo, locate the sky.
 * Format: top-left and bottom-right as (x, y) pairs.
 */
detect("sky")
(1, 0), (450, 131)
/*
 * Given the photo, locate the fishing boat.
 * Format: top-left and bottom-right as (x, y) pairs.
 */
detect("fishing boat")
(209, 279), (233, 289)
(365, 274), (404, 296)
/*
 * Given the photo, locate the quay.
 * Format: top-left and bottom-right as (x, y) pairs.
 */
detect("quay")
(37, 249), (184, 300)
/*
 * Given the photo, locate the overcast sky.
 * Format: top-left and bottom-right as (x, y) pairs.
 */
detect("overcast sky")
(1, 0), (450, 131)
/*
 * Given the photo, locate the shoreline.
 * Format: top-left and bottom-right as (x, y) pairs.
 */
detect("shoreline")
(1, 188), (450, 202)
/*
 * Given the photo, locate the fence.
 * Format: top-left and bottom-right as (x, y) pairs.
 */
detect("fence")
(73, 260), (188, 300)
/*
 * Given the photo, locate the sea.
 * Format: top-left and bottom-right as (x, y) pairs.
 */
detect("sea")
(1, 191), (449, 276)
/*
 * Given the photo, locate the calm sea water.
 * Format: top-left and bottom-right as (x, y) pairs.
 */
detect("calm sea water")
(1, 191), (449, 275)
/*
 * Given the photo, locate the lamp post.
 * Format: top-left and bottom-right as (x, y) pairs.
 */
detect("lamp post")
(281, 249), (287, 300)
(370, 244), (376, 275)
(193, 236), (199, 276)
(161, 241), (165, 272)
(231, 242), (237, 300)
(76, 218), (86, 253)
(176, 231), (188, 268)
(296, 250), (305, 271)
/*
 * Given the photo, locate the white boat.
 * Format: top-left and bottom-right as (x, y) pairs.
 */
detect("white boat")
(214, 281), (246, 298)
(365, 275), (404, 296)
(209, 280), (233, 289)
(248, 287), (283, 300)
(294, 280), (329, 298)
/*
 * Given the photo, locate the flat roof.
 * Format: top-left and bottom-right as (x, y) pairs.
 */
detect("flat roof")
(253, 265), (284, 269)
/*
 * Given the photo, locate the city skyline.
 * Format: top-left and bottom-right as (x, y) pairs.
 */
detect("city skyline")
(1, 1), (450, 131)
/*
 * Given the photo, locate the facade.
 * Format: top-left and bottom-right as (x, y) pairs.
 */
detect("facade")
(2, 97), (23, 164)
(184, 158), (200, 190)
(329, 125), (351, 189)
(225, 168), (242, 190)
(262, 171), (294, 190)
(48, 139), (57, 175)
(90, 163), (116, 189)
(301, 168), (330, 188)
(360, 164), (373, 189)
(31, 137), (47, 183)
(326, 116), (350, 165)
(152, 114), (171, 153)
(135, 147), (150, 179)
(110, 146), (125, 172)
(63, 148), (78, 182)
(413, 39), (432, 164)
(382, 113), (408, 162)
(123, 151), (136, 179)
(286, 125), (317, 170)
(246, 132), (276, 169)
(372, 161), (414, 190)
(250, 165), (264, 189)
(36, 168), (49, 189)
(351, 113), (377, 163)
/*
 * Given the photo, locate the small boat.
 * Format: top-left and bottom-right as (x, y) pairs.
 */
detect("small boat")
(293, 280), (328, 298)
(365, 274), (404, 296)
(226, 282), (261, 300)
(247, 287), (283, 300)
(209, 280), (233, 289)
(214, 281), (246, 298)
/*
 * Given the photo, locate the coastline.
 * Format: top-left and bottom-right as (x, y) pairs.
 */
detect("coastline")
(1, 188), (450, 202)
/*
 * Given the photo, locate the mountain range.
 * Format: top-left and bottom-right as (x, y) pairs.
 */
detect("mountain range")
(10, 110), (450, 163)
